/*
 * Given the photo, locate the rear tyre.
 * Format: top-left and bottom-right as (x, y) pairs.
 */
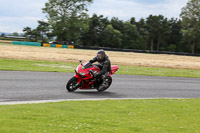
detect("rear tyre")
(66, 77), (79, 92)
(97, 76), (112, 92)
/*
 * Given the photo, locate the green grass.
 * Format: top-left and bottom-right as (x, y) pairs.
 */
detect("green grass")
(1, 58), (200, 78)
(0, 58), (78, 73)
(0, 99), (200, 133)
(119, 65), (200, 78)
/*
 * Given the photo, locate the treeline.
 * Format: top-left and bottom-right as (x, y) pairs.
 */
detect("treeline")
(4, 0), (200, 54)
(80, 15), (184, 53)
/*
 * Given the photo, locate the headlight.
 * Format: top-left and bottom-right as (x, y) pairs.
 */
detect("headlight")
(79, 72), (86, 76)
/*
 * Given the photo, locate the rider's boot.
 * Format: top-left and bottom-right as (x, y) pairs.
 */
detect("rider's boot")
(97, 75), (108, 91)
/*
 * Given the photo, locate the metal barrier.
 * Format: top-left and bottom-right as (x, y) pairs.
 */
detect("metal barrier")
(12, 41), (41, 46)
(12, 41), (74, 49)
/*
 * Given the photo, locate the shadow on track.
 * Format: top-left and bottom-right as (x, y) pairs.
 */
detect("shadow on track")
(71, 91), (123, 98)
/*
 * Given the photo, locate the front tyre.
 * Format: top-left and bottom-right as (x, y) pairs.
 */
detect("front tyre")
(66, 77), (79, 92)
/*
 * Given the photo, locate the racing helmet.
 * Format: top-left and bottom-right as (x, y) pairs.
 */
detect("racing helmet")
(97, 49), (106, 61)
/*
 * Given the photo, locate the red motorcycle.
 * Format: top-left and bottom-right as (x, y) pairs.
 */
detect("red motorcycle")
(66, 60), (119, 92)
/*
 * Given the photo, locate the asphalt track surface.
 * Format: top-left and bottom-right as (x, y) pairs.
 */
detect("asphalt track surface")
(0, 71), (200, 104)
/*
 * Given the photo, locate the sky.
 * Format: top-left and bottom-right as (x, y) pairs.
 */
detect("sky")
(0, 0), (188, 33)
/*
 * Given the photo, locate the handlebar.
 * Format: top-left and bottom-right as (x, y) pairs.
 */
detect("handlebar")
(89, 70), (95, 78)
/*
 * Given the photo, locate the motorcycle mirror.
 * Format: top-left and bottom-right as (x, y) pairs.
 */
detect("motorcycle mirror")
(79, 59), (82, 65)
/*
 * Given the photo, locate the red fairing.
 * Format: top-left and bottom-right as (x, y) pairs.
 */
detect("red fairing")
(74, 62), (101, 89)
(72, 62), (119, 90)
(108, 65), (119, 76)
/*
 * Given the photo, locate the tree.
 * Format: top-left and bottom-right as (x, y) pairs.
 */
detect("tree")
(130, 17), (137, 25)
(110, 17), (141, 49)
(23, 27), (33, 40)
(110, 17), (124, 32)
(0, 33), (5, 37)
(168, 18), (182, 52)
(146, 15), (170, 51)
(146, 15), (159, 51)
(12, 32), (19, 36)
(23, 27), (40, 41)
(99, 25), (122, 48)
(121, 22), (139, 49)
(31, 29), (40, 42)
(180, 0), (200, 54)
(80, 14), (109, 46)
(156, 16), (170, 51)
(36, 21), (49, 42)
(42, 0), (93, 42)
(135, 18), (149, 50)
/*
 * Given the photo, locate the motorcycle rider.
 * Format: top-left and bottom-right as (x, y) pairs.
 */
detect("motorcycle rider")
(89, 49), (111, 91)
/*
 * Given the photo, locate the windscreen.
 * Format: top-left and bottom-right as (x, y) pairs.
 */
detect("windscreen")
(82, 62), (93, 69)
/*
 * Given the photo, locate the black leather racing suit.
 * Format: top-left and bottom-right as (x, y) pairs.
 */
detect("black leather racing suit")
(89, 55), (111, 79)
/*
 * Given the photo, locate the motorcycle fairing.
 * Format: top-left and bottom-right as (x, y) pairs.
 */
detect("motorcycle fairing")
(74, 62), (118, 90)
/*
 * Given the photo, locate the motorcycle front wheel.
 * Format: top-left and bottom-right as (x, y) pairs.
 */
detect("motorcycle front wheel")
(66, 77), (79, 92)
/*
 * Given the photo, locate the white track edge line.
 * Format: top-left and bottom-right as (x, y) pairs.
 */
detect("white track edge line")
(0, 98), (194, 105)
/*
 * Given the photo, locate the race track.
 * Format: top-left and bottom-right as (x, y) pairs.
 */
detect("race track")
(0, 71), (200, 104)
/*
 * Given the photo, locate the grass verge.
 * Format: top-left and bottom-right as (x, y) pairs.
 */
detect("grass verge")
(0, 58), (77, 73)
(1, 58), (200, 78)
(0, 99), (200, 133)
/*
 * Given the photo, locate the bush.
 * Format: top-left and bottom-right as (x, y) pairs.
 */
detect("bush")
(168, 44), (176, 52)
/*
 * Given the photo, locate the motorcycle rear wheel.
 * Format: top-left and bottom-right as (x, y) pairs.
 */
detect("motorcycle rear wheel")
(97, 76), (112, 92)
(66, 77), (79, 92)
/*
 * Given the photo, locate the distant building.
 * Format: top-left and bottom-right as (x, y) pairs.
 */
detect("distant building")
(4, 36), (26, 39)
